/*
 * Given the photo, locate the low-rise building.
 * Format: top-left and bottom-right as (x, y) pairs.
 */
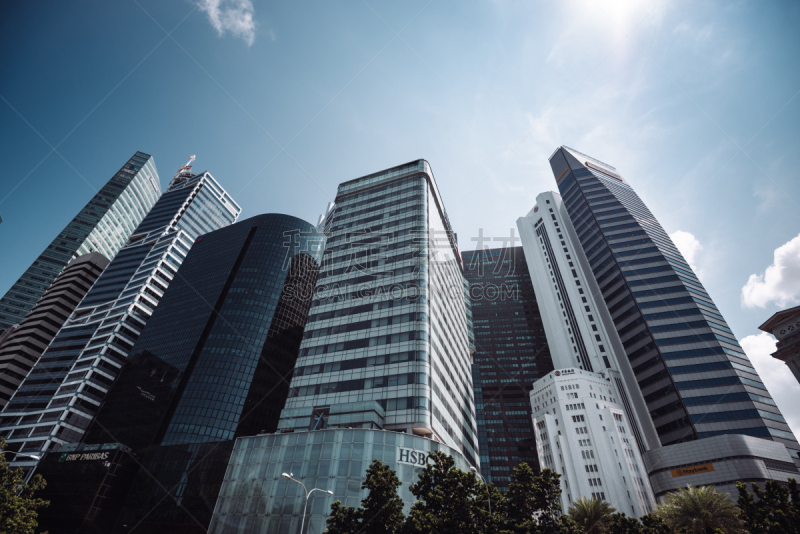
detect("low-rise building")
(531, 368), (656, 517)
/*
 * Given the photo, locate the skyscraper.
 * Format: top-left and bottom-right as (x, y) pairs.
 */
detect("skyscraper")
(462, 246), (553, 491)
(0, 158), (240, 473)
(37, 213), (324, 533)
(0, 152), (160, 330)
(0, 252), (110, 409)
(525, 146), (800, 499)
(517, 193), (657, 516)
(211, 160), (478, 534)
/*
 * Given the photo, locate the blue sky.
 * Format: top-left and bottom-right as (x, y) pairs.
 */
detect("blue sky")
(2, 0), (800, 432)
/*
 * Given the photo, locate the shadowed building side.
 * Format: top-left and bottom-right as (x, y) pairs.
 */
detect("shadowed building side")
(0, 252), (110, 410)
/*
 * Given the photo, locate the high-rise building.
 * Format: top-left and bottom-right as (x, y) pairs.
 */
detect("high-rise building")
(759, 307), (800, 384)
(462, 246), (553, 491)
(0, 152), (160, 330)
(278, 160), (477, 460)
(525, 145), (800, 499)
(0, 159), (240, 474)
(0, 252), (110, 409)
(517, 192), (656, 515)
(210, 160), (478, 534)
(35, 213), (324, 534)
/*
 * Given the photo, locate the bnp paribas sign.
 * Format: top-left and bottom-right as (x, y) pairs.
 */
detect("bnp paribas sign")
(397, 448), (430, 466)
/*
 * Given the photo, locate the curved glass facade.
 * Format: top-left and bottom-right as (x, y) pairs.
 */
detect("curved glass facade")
(79, 213), (324, 533)
(210, 428), (472, 534)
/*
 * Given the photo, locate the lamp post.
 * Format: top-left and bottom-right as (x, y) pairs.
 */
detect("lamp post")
(470, 466), (491, 515)
(282, 472), (333, 534)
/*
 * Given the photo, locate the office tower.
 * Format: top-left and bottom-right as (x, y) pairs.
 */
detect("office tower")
(517, 197), (656, 515)
(527, 146), (799, 499)
(0, 252), (110, 409)
(759, 307), (800, 384)
(531, 369), (655, 516)
(210, 160), (477, 534)
(0, 152), (160, 329)
(32, 213), (323, 534)
(0, 159), (240, 474)
(461, 246), (553, 491)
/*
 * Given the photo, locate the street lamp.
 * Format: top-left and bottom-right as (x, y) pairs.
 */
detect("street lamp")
(282, 472), (333, 534)
(470, 466), (492, 515)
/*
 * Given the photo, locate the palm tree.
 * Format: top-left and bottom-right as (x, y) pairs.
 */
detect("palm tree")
(654, 485), (746, 534)
(568, 497), (616, 534)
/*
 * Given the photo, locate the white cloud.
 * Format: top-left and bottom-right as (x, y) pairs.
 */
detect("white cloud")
(741, 233), (800, 308)
(740, 332), (800, 438)
(194, 0), (257, 46)
(669, 230), (702, 275)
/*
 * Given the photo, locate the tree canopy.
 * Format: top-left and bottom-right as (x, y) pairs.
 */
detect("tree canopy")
(0, 438), (49, 534)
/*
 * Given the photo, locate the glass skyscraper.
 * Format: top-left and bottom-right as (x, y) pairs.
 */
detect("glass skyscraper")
(211, 160), (478, 534)
(48, 213), (323, 533)
(279, 160), (477, 463)
(540, 146), (800, 497)
(0, 152), (160, 330)
(462, 246), (553, 491)
(0, 160), (240, 474)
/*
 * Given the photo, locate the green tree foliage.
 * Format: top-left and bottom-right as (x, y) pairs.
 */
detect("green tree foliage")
(653, 485), (745, 534)
(403, 450), (500, 534)
(504, 464), (579, 534)
(325, 460), (405, 534)
(606, 513), (644, 534)
(567, 497), (616, 534)
(0, 438), (49, 534)
(737, 478), (799, 534)
(325, 452), (584, 534)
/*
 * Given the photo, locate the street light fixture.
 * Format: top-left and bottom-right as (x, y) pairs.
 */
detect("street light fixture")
(470, 466), (492, 515)
(282, 472), (333, 534)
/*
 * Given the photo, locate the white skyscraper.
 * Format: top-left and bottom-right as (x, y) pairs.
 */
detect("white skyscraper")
(518, 190), (657, 516)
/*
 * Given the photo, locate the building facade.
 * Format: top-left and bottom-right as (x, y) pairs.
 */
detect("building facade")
(462, 246), (553, 491)
(0, 161), (240, 474)
(215, 160), (478, 534)
(0, 252), (110, 409)
(278, 160), (478, 464)
(0, 152), (160, 330)
(531, 368), (655, 517)
(540, 146), (800, 488)
(210, 428), (473, 534)
(52, 213), (324, 533)
(758, 306), (800, 384)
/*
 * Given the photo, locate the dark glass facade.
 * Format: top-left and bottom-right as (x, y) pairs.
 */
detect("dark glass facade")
(548, 146), (800, 465)
(0, 169), (238, 470)
(34, 443), (138, 534)
(81, 213), (323, 533)
(462, 246), (553, 490)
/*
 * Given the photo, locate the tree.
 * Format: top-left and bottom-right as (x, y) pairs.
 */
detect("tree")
(567, 497), (616, 534)
(737, 478), (799, 534)
(640, 513), (670, 534)
(0, 438), (49, 534)
(324, 460), (405, 534)
(606, 513), (644, 534)
(403, 450), (503, 534)
(504, 464), (580, 534)
(653, 485), (745, 534)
